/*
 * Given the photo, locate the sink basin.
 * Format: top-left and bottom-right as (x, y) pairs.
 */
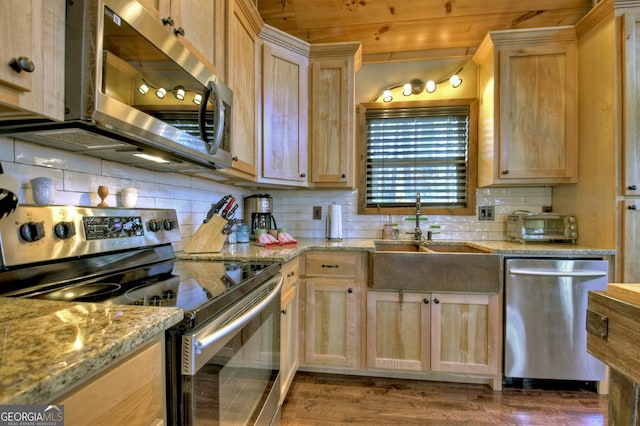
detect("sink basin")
(370, 241), (501, 293)
(422, 243), (490, 253)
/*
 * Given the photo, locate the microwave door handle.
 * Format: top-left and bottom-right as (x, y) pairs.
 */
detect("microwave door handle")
(199, 81), (225, 155)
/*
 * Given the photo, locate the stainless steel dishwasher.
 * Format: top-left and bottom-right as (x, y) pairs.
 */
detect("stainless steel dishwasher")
(504, 258), (608, 381)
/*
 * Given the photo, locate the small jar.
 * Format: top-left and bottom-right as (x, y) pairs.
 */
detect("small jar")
(382, 224), (394, 240)
(237, 224), (250, 243)
(228, 232), (237, 244)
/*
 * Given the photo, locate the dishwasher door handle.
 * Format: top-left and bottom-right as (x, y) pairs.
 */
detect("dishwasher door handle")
(508, 268), (608, 278)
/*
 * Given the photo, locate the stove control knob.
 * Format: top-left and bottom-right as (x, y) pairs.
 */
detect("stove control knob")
(54, 221), (76, 239)
(148, 219), (161, 232)
(19, 221), (45, 242)
(163, 218), (177, 231)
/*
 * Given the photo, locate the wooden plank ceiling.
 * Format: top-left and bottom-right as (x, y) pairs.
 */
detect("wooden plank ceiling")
(257, 0), (594, 62)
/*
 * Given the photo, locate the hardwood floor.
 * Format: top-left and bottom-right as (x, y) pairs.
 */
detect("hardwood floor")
(281, 372), (608, 425)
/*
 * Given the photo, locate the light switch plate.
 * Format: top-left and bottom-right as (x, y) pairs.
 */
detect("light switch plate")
(313, 206), (322, 220)
(478, 205), (495, 221)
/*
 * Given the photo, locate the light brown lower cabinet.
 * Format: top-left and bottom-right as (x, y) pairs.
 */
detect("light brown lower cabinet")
(367, 291), (503, 388)
(56, 336), (166, 426)
(280, 258), (299, 404)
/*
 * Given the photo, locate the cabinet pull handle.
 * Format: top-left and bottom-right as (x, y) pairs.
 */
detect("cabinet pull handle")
(287, 271), (295, 278)
(629, 205), (638, 210)
(501, 169), (509, 175)
(174, 27), (185, 36)
(321, 264), (339, 268)
(9, 56), (35, 73)
(628, 185), (638, 190)
(423, 298), (429, 304)
(281, 309), (287, 315)
(347, 288), (353, 293)
(161, 16), (174, 26)
(433, 298), (440, 304)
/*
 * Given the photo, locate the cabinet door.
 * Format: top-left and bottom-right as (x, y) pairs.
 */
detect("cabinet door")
(622, 199), (640, 282)
(310, 58), (353, 187)
(430, 293), (501, 375)
(227, 2), (258, 177)
(303, 278), (360, 368)
(498, 43), (577, 181)
(57, 339), (165, 425)
(366, 291), (430, 371)
(622, 13), (640, 197)
(280, 287), (298, 404)
(261, 42), (308, 184)
(0, 0), (64, 120)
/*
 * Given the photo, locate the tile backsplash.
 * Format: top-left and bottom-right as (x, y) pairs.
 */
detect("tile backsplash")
(1, 136), (553, 247)
(268, 187), (552, 241)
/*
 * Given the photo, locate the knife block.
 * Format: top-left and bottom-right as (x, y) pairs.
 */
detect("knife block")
(184, 215), (227, 254)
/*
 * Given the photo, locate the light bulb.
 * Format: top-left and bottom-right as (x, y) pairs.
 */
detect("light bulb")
(174, 86), (185, 100)
(193, 93), (202, 105)
(450, 74), (462, 88)
(402, 83), (412, 96)
(155, 87), (166, 99)
(426, 80), (437, 93)
(382, 89), (393, 102)
(138, 83), (149, 95)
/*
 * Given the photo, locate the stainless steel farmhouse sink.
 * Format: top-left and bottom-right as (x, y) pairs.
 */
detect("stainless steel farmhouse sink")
(370, 241), (501, 292)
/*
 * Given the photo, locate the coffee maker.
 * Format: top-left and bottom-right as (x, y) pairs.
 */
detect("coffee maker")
(243, 194), (278, 239)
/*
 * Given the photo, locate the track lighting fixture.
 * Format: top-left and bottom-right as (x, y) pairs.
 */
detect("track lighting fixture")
(374, 66), (464, 102)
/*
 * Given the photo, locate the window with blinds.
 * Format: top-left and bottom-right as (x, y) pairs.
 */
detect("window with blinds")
(358, 100), (477, 215)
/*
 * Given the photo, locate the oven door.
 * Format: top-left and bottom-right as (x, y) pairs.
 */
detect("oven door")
(180, 274), (282, 426)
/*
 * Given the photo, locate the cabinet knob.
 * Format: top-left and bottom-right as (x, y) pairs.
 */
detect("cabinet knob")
(174, 27), (185, 36)
(287, 271), (295, 278)
(161, 16), (174, 26)
(423, 298), (429, 304)
(300, 173), (306, 178)
(9, 56), (35, 73)
(281, 309), (287, 315)
(501, 169), (509, 175)
(232, 156), (238, 162)
(628, 185), (638, 191)
(433, 298), (440, 304)
(347, 288), (353, 294)
(629, 205), (638, 210)
(341, 174), (346, 179)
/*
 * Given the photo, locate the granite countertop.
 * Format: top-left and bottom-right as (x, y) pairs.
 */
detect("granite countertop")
(177, 238), (615, 262)
(0, 298), (183, 405)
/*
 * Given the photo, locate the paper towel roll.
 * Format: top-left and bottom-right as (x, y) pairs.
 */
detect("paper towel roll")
(327, 204), (342, 240)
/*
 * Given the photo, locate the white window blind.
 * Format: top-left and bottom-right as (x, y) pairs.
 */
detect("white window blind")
(365, 105), (470, 209)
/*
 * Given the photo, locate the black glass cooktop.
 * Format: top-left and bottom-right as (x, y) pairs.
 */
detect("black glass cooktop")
(27, 260), (280, 329)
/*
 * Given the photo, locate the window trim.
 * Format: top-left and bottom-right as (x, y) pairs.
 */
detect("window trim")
(357, 98), (478, 216)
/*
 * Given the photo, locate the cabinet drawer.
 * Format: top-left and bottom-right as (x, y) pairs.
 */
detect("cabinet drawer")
(304, 251), (361, 278)
(282, 257), (300, 298)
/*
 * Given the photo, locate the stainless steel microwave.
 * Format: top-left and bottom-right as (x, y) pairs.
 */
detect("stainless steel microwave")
(0, 0), (233, 172)
(506, 211), (578, 244)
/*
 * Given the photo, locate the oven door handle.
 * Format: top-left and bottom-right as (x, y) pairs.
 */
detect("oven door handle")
(183, 275), (283, 375)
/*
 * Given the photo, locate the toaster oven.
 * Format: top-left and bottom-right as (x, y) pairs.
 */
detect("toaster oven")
(506, 212), (578, 244)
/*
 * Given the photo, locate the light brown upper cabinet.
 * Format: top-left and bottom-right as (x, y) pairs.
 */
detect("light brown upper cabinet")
(309, 43), (362, 188)
(259, 26), (309, 186)
(225, 0), (263, 179)
(0, 0), (64, 121)
(140, 0), (220, 73)
(473, 27), (578, 186)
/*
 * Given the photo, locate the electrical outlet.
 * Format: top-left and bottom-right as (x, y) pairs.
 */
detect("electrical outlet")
(478, 205), (495, 221)
(313, 206), (322, 220)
